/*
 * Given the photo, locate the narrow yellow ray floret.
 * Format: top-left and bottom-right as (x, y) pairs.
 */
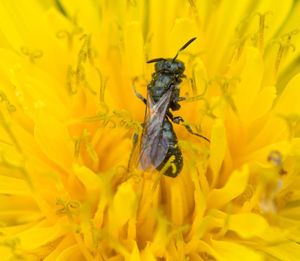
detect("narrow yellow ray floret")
(0, 0), (300, 260)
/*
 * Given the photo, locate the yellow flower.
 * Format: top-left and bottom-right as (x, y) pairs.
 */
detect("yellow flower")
(1, 0), (300, 260)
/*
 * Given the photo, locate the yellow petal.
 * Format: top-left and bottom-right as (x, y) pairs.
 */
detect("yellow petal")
(205, 0), (252, 73)
(17, 221), (64, 250)
(150, 212), (169, 256)
(185, 238), (219, 260)
(188, 173), (207, 239)
(192, 57), (208, 96)
(247, 85), (276, 122)
(212, 239), (263, 261)
(140, 245), (157, 261)
(73, 164), (101, 194)
(0, 193), (42, 227)
(110, 182), (137, 234)
(0, 246), (11, 259)
(258, 226), (288, 243)
(44, 236), (74, 261)
(148, 0), (184, 57)
(249, 73), (300, 147)
(128, 241), (141, 261)
(233, 47), (263, 119)
(163, 177), (192, 225)
(124, 21), (144, 77)
(168, 18), (198, 57)
(263, 241), (300, 261)
(262, 0), (296, 83)
(58, 0), (101, 36)
(207, 165), (249, 209)
(209, 119), (227, 185)
(0, 175), (30, 195)
(274, 73), (300, 115)
(227, 213), (269, 238)
(56, 244), (84, 261)
(0, 48), (69, 118)
(34, 110), (73, 172)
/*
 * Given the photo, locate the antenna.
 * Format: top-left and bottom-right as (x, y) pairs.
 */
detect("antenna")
(172, 37), (197, 62)
(147, 58), (166, 63)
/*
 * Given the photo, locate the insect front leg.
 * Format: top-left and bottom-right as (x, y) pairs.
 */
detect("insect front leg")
(167, 111), (210, 142)
(132, 78), (147, 105)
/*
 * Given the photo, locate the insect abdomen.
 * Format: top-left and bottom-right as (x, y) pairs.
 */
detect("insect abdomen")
(156, 119), (183, 177)
(158, 145), (183, 177)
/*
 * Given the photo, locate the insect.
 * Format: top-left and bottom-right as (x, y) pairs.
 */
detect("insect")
(132, 37), (209, 177)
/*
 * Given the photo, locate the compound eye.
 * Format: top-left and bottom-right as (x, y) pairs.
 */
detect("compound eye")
(179, 63), (185, 72)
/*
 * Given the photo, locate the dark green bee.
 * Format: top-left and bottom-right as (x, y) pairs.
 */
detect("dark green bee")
(134, 38), (209, 177)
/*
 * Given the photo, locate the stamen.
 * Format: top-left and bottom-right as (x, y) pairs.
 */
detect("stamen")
(113, 110), (142, 131)
(255, 12), (272, 53)
(56, 16), (83, 49)
(77, 110), (114, 126)
(54, 0), (68, 17)
(95, 68), (108, 103)
(79, 34), (94, 65)
(0, 237), (22, 258)
(0, 111), (22, 153)
(74, 129), (99, 164)
(74, 138), (82, 161)
(273, 29), (299, 78)
(66, 66), (75, 95)
(56, 198), (81, 216)
(191, 66), (209, 97)
(188, 0), (201, 26)
(230, 36), (247, 64)
(20, 46), (43, 63)
(0, 91), (16, 112)
(65, 33), (100, 96)
(199, 99), (217, 119)
(218, 77), (240, 113)
(0, 139), (33, 191)
(70, 34), (98, 95)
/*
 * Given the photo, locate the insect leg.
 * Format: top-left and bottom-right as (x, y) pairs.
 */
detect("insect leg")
(167, 111), (210, 142)
(167, 111), (184, 124)
(132, 78), (147, 105)
(175, 95), (205, 103)
(127, 132), (139, 172)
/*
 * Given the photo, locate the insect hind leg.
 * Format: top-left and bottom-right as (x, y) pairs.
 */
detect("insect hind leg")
(167, 112), (210, 142)
(182, 124), (210, 142)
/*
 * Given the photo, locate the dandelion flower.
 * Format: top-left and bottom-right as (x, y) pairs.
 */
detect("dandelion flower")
(1, 0), (300, 260)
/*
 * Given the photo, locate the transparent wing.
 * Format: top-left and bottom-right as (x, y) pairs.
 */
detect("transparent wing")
(139, 89), (173, 170)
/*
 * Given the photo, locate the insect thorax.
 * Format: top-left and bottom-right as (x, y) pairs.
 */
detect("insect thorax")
(148, 73), (181, 103)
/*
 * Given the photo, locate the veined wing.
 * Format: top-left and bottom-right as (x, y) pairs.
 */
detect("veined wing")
(139, 88), (173, 170)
